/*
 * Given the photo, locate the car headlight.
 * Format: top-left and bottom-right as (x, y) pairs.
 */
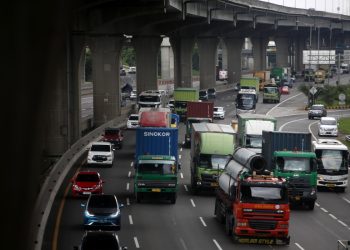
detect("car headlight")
(73, 185), (81, 191)
(317, 176), (324, 181)
(338, 176), (348, 181)
(109, 210), (120, 218)
(85, 210), (94, 217)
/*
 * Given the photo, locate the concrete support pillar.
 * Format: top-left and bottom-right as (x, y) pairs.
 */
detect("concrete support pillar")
(160, 37), (174, 79)
(252, 37), (268, 70)
(70, 36), (86, 141)
(197, 37), (218, 89)
(275, 37), (290, 67)
(91, 36), (123, 127)
(224, 37), (244, 84)
(220, 40), (228, 70)
(170, 36), (194, 88)
(133, 36), (162, 93)
(295, 36), (306, 72)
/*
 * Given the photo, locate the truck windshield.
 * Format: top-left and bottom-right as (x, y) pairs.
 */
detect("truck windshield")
(246, 135), (262, 148)
(174, 101), (187, 109)
(236, 94), (255, 109)
(277, 157), (311, 172)
(199, 154), (230, 170)
(240, 185), (288, 204)
(264, 87), (278, 94)
(315, 149), (348, 171)
(138, 163), (176, 174)
(139, 96), (160, 102)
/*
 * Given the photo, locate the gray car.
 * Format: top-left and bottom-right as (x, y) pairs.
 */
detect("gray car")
(308, 104), (327, 119)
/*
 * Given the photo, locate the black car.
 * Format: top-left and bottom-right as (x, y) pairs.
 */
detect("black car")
(207, 88), (216, 99)
(74, 231), (127, 250)
(308, 104), (327, 119)
(199, 89), (208, 100)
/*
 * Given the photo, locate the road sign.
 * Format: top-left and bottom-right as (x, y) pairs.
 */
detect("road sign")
(309, 86), (317, 95)
(339, 93), (346, 101)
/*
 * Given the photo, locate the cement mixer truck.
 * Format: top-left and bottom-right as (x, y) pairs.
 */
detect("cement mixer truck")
(214, 147), (290, 245)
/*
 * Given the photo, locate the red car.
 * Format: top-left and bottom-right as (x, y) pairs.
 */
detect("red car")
(102, 127), (124, 149)
(71, 171), (104, 197)
(281, 85), (289, 94)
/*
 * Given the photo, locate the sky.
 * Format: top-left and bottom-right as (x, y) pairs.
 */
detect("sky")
(259, 0), (350, 16)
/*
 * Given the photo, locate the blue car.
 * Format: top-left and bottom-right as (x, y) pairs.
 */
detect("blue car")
(82, 194), (123, 230)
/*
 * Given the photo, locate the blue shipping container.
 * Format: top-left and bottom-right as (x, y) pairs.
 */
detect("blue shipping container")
(136, 127), (179, 161)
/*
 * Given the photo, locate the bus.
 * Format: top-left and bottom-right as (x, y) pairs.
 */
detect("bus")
(235, 89), (257, 117)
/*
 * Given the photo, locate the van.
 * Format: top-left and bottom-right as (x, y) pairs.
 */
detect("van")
(318, 117), (338, 137)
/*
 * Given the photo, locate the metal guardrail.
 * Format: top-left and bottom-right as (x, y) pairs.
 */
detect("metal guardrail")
(30, 114), (128, 250)
(338, 240), (350, 250)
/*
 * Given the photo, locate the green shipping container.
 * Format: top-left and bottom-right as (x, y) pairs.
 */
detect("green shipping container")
(173, 88), (199, 102)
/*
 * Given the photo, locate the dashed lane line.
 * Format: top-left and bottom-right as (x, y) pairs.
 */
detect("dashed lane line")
(184, 184), (188, 192)
(180, 173), (184, 179)
(321, 207), (328, 213)
(128, 171), (131, 178)
(199, 217), (207, 227)
(129, 215), (134, 225)
(343, 197), (350, 204)
(134, 237), (140, 248)
(190, 199), (196, 207)
(295, 242), (305, 250)
(329, 214), (338, 220)
(213, 239), (223, 250)
(130, 161), (133, 167)
(126, 182), (130, 191)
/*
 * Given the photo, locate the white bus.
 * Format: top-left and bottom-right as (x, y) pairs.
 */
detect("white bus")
(138, 90), (166, 109)
(312, 139), (349, 192)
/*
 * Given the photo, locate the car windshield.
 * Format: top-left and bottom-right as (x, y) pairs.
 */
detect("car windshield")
(199, 91), (207, 96)
(82, 234), (119, 250)
(138, 163), (176, 174)
(76, 174), (99, 182)
(236, 94), (255, 108)
(315, 149), (348, 171)
(264, 87), (278, 93)
(240, 185), (288, 204)
(88, 195), (117, 208)
(276, 157), (311, 172)
(129, 115), (138, 121)
(90, 145), (110, 152)
(139, 96), (160, 102)
(208, 88), (215, 94)
(321, 119), (336, 125)
(104, 129), (119, 135)
(214, 107), (222, 112)
(312, 105), (323, 110)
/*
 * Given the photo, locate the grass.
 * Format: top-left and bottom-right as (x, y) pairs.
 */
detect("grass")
(338, 117), (350, 148)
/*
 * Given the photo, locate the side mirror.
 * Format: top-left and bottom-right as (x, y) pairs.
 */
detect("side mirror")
(80, 203), (86, 208)
(119, 203), (125, 208)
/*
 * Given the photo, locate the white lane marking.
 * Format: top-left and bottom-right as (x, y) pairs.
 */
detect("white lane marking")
(190, 199), (196, 207)
(278, 118), (307, 131)
(180, 148), (183, 152)
(199, 217), (207, 227)
(126, 182), (130, 191)
(129, 215), (134, 225)
(182, 141), (185, 145)
(126, 197), (130, 206)
(130, 161), (134, 167)
(179, 238), (188, 250)
(134, 237), (140, 248)
(295, 243), (305, 250)
(180, 173), (184, 179)
(343, 197), (350, 204)
(179, 155), (182, 159)
(184, 184), (188, 192)
(266, 93), (303, 116)
(338, 220), (348, 227)
(321, 207), (328, 213)
(128, 171), (131, 178)
(213, 239), (223, 250)
(329, 214), (337, 220)
(315, 202), (320, 207)
(308, 121), (318, 141)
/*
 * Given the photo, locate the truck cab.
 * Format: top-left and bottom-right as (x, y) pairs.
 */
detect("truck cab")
(263, 83), (280, 103)
(235, 89), (257, 116)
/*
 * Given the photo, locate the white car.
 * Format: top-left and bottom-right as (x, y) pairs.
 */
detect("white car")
(318, 117), (338, 137)
(127, 114), (139, 129)
(130, 90), (137, 100)
(87, 141), (114, 167)
(213, 106), (225, 119)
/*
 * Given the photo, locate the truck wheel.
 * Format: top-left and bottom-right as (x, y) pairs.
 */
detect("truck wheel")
(307, 200), (315, 210)
(191, 177), (198, 195)
(214, 198), (224, 224)
(225, 212), (233, 236)
(169, 193), (177, 204)
(337, 187), (345, 193)
(136, 192), (142, 203)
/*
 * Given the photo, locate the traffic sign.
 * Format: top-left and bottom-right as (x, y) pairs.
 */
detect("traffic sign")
(309, 86), (317, 95)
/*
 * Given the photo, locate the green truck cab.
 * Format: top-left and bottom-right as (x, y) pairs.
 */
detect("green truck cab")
(239, 77), (260, 101)
(173, 88), (199, 121)
(263, 83), (280, 103)
(262, 131), (317, 210)
(190, 123), (236, 194)
(271, 67), (284, 86)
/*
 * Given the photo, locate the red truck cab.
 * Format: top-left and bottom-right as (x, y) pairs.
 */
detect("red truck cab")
(102, 127), (124, 149)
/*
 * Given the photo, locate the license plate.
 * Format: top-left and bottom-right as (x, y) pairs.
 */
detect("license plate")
(326, 184), (335, 187)
(295, 196), (300, 201)
(83, 192), (91, 195)
(152, 188), (161, 192)
(211, 182), (218, 187)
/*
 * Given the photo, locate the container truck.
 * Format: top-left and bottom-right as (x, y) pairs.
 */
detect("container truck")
(312, 139), (349, 192)
(262, 131), (317, 210)
(236, 114), (277, 153)
(173, 88), (199, 121)
(134, 127), (179, 203)
(254, 70), (270, 90)
(214, 147), (290, 245)
(239, 77), (260, 100)
(235, 89), (257, 117)
(270, 67), (284, 86)
(263, 83), (280, 103)
(190, 123), (236, 194)
(184, 101), (214, 147)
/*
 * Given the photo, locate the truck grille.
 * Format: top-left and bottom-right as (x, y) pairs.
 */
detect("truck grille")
(288, 176), (311, 188)
(201, 173), (219, 182)
(92, 155), (107, 161)
(243, 209), (284, 219)
(249, 220), (277, 230)
(137, 180), (177, 188)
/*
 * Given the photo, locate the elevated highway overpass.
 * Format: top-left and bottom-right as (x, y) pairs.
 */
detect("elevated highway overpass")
(4, 1), (350, 249)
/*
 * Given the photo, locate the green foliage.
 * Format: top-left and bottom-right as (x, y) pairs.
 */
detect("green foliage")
(338, 117), (350, 148)
(121, 46), (136, 66)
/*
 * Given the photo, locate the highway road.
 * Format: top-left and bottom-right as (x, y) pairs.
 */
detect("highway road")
(44, 80), (350, 250)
